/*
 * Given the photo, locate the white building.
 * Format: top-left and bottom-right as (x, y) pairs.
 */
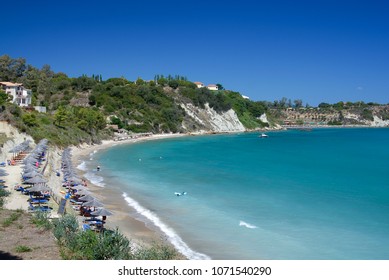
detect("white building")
(207, 84), (219, 91)
(242, 95), (250, 100)
(194, 82), (204, 88)
(0, 82), (32, 107)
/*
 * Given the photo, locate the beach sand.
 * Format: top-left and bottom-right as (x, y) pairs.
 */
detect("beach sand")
(69, 134), (186, 247)
(3, 164), (28, 210)
(2, 131), (186, 253)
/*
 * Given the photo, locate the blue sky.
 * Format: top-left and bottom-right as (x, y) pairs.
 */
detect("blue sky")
(2, 0), (389, 106)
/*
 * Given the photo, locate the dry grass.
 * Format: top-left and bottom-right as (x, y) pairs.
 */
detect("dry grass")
(0, 208), (61, 260)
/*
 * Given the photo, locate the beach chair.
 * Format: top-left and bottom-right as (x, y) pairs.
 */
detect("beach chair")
(82, 222), (91, 231)
(28, 202), (52, 212)
(28, 196), (49, 204)
(17, 186), (30, 195)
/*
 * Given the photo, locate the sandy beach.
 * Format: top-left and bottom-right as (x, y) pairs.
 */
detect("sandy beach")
(1, 128), (187, 250)
(68, 133), (186, 247)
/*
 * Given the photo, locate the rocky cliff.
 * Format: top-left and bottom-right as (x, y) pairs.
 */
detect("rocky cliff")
(276, 105), (389, 127)
(180, 103), (246, 133)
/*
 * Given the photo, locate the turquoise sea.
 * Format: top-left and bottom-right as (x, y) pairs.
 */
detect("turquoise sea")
(78, 128), (389, 259)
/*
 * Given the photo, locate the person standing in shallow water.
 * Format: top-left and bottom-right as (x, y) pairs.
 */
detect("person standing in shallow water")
(97, 165), (100, 171)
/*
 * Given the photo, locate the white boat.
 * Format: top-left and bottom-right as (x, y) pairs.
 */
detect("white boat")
(174, 191), (187, 196)
(259, 133), (269, 138)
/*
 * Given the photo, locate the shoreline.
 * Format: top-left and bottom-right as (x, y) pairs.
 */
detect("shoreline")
(3, 126), (388, 259)
(70, 133), (189, 252)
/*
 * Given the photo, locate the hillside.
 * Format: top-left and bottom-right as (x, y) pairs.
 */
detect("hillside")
(0, 55), (388, 146)
(274, 103), (389, 127)
(0, 55), (269, 146)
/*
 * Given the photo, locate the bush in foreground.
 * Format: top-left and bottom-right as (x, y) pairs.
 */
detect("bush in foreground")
(53, 214), (179, 260)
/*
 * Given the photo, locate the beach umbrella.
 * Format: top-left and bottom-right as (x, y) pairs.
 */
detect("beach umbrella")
(24, 176), (47, 184)
(66, 176), (82, 184)
(22, 171), (42, 178)
(0, 168), (8, 174)
(78, 194), (96, 202)
(23, 163), (38, 168)
(82, 199), (104, 207)
(71, 185), (87, 191)
(91, 208), (113, 216)
(75, 189), (91, 196)
(28, 184), (50, 193)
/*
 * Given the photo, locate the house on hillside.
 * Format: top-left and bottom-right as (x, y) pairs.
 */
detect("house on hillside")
(0, 82), (32, 107)
(242, 95), (250, 100)
(194, 82), (204, 88)
(207, 84), (218, 91)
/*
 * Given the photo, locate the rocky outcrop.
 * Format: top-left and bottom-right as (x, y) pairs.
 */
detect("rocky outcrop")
(370, 116), (389, 127)
(279, 105), (389, 127)
(180, 103), (246, 132)
(0, 121), (35, 162)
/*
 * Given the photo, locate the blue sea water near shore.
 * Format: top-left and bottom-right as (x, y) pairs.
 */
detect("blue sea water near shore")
(78, 128), (389, 259)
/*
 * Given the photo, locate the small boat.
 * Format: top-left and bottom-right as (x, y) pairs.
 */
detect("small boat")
(174, 191), (187, 196)
(259, 133), (269, 138)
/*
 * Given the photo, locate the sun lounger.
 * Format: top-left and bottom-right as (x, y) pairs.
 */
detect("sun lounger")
(82, 223), (91, 231)
(28, 202), (52, 212)
(16, 186), (30, 194)
(28, 197), (49, 204)
(70, 199), (83, 205)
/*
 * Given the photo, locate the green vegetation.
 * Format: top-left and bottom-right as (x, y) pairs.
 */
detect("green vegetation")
(1, 54), (388, 144)
(0, 55), (274, 144)
(0, 133), (9, 146)
(361, 109), (374, 121)
(0, 188), (10, 208)
(31, 211), (54, 230)
(15, 245), (32, 253)
(52, 214), (179, 260)
(328, 120), (343, 125)
(1, 211), (22, 227)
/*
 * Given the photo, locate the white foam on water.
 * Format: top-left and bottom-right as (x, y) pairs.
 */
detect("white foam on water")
(89, 150), (98, 160)
(84, 171), (105, 187)
(239, 220), (258, 229)
(77, 161), (87, 171)
(122, 192), (210, 260)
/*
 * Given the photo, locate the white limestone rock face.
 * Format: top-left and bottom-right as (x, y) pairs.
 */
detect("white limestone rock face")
(259, 113), (269, 123)
(180, 103), (245, 132)
(371, 115), (389, 127)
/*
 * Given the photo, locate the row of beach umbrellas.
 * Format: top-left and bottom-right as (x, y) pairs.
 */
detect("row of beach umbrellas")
(21, 139), (50, 193)
(0, 168), (8, 177)
(8, 140), (32, 154)
(61, 148), (113, 217)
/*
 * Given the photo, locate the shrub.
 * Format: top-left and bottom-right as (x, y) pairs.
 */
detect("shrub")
(0, 189), (10, 208)
(2, 211), (22, 227)
(132, 242), (178, 260)
(15, 245), (32, 253)
(53, 214), (79, 246)
(91, 229), (131, 260)
(31, 211), (53, 230)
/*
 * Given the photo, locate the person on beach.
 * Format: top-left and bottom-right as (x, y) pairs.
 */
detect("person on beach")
(97, 165), (100, 171)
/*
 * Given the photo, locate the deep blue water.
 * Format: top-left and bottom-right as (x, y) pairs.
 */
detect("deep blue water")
(79, 128), (389, 259)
